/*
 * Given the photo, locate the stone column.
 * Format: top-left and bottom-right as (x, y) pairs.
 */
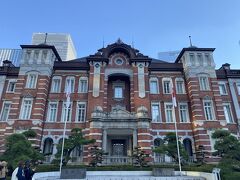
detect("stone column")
(102, 129), (107, 152)
(133, 129), (137, 148)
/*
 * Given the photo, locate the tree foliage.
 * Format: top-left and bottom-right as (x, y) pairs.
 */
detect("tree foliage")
(1, 130), (43, 168)
(212, 129), (240, 160)
(132, 146), (149, 167)
(89, 145), (108, 167)
(153, 132), (188, 164)
(55, 128), (95, 165)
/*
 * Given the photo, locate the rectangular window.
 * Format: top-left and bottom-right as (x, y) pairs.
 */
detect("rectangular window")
(20, 98), (32, 120)
(79, 80), (88, 93)
(199, 76), (209, 91)
(165, 103), (173, 123)
(26, 74), (37, 88)
(47, 102), (58, 122)
(223, 103), (234, 123)
(114, 86), (123, 98)
(51, 78), (61, 93)
(219, 83), (227, 95)
(76, 102), (86, 122)
(0, 101), (11, 121)
(151, 103), (161, 122)
(179, 103), (189, 122)
(203, 101), (214, 120)
(205, 54), (211, 66)
(7, 80), (16, 92)
(197, 53), (203, 65)
(189, 53), (195, 65)
(176, 80), (185, 94)
(163, 81), (171, 94)
(65, 77), (75, 93)
(61, 103), (71, 122)
(150, 81), (158, 94)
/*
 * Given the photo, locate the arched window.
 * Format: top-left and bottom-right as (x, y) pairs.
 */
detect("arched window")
(43, 138), (54, 155)
(183, 138), (193, 156)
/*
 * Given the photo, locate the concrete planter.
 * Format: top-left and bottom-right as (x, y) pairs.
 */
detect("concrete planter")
(60, 168), (86, 179)
(152, 168), (174, 176)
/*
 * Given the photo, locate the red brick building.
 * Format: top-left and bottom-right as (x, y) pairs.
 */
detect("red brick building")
(0, 39), (239, 164)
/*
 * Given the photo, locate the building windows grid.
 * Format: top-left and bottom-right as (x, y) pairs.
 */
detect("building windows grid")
(203, 99), (215, 121)
(7, 80), (16, 93)
(199, 76), (210, 91)
(76, 102), (86, 122)
(223, 103), (234, 124)
(114, 86), (123, 98)
(151, 102), (161, 122)
(164, 103), (173, 123)
(51, 77), (61, 93)
(163, 80), (171, 94)
(61, 102), (72, 122)
(219, 83), (227, 95)
(178, 103), (189, 123)
(0, 101), (11, 121)
(150, 78), (159, 94)
(20, 98), (33, 120)
(79, 78), (88, 93)
(65, 77), (75, 93)
(47, 102), (58, 122)
(175, 78), (185, 94)
(26, 74), (38, 89)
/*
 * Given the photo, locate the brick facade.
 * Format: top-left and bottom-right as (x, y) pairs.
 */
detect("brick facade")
(0, 41), (239, 164)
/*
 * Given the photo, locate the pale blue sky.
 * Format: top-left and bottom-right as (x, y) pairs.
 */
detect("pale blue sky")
(0, 0), (240, 68)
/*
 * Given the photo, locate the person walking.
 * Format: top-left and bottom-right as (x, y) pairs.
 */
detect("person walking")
(11, 161), (25, 180)
(24, 161), (35, 180)
(0, 161), (8, 180)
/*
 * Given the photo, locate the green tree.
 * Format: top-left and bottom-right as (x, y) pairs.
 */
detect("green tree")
(153, 132), (188, 164)
(89, 145), (108, 167)
(1, 130), (43, 168)
(55, 128), (95, 165)
(132, 146), (149, 167)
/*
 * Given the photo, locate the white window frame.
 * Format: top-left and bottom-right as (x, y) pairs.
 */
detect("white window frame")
(203, 97), (215, 121)
(199, 75), (210, 91)
(19, 98), (33, 120)
(7, 79), (17, 93)
(151, 102), (161, 122)
(175, 78), (185, 94)
(47, 101), (58, 122)
(178, 102), (189, 123)
(218, 82), (227, 95)
(114, 86), (123, 98)
(76, 102), (86, 122)
(26, 73), (38, 89)
(223, 103), (234, 124)
(162, 78), (172, 94)
(78, 77), (88, 93)
(0, 101), (11, 121)
(150, 77), (159, 94)
(164, 102), (174, 123)
(51, 76), (62, 93)
(61, 102), (72, 122)
(65, 76), (75, 93)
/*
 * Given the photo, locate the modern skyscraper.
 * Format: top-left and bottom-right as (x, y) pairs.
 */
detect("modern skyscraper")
(0, 49), (22, 66)
(32, 33), (77, 61)
(158, 50), (180, 62)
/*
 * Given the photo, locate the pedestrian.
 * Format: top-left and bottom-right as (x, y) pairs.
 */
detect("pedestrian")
(0, 161), (8, 180)
(11, 161), (25, 180)
(24, 160), (35, 180)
